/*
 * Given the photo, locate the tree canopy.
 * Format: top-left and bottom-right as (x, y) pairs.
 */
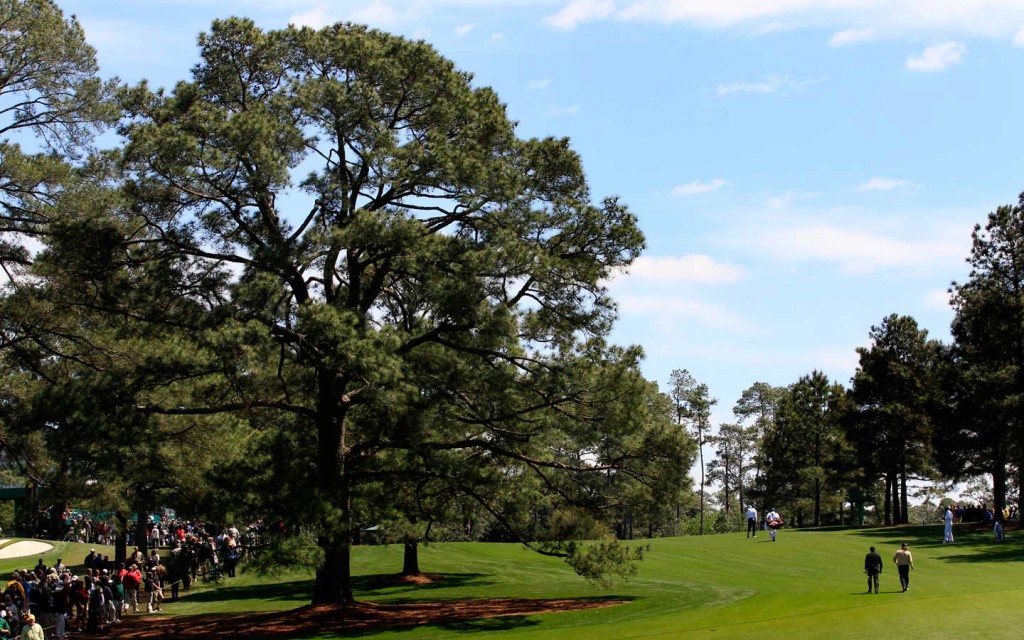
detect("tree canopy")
(113, 18), (674, 603)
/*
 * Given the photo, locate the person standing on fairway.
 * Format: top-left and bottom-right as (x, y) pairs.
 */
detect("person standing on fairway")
(893, 543), (913, 592)
(943, 507), (954, 543)
(765, 508), (782, 541)
(864, 546), (882, 593)
(746, 505), (758, 538)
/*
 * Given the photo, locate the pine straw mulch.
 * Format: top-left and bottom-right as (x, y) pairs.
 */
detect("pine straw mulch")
(101, 574), (627, 639)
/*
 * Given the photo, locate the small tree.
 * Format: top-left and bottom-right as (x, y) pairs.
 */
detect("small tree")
(670, 369), (716, 535)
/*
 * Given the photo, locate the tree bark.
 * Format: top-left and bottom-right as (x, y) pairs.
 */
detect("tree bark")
(992, 454), (1007, 515)
(310, 374), (355, 604)
(402, 542), (420, 576)
(899, 451), (909, 525)
(883, 473), (893, 526)
(698, 427), (705, 535)
(813, 477), (821, 527)
(115, 511), (128, 564)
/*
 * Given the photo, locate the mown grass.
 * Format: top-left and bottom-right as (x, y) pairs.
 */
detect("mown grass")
(3, 524), (1022, 639)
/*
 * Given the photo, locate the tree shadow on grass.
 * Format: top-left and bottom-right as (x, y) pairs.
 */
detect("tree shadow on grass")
(846, 525), (1024, 563)
(180, 579), (312, 604)
(353, 572), (493, 596)
(182, 573), (492, 606)
(936, 544), (1024, 563)
(107, 596), (632, 639)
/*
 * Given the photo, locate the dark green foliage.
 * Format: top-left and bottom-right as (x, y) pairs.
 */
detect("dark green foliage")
(115, 18), (671, 603)
(849, 314), (942, 525)
(756, 371), (850, 528)
(947, 193), (1024, 513)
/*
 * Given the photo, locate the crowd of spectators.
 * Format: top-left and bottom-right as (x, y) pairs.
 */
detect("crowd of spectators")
(1, 519), (266, 637)
(945, 503), (1019, 524)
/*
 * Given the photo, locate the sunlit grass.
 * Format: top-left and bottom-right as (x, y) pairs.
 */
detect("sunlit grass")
(4, 523), (1022, 639)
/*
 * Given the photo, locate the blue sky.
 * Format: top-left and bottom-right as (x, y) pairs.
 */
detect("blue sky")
(60, 0), (1024, 434)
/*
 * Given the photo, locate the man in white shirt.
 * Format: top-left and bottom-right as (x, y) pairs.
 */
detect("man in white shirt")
(746, 506), (758, 538)
(943, 507), (954, 544)
(765, 509), (781, 542)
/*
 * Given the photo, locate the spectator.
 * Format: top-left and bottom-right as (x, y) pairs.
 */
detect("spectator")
(122, 566), (141, 614)
(110, 575), (124, 622)
(146, 570), (163, 613)
(18, 613), (43, 640)
(52, 577), (69, 640)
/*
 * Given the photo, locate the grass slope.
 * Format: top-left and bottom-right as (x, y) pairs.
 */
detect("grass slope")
(4, 525), (1022, 639)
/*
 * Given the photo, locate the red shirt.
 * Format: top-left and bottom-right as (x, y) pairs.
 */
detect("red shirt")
(122, 569), (142, 590)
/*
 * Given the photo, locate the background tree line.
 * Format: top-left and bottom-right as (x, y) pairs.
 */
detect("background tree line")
(673, 200), (1024, 530)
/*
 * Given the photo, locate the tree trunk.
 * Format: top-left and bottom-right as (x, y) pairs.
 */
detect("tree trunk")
(723, 462), (731, 516)
(402, 542), (420, 575)
(992, 456), (1007, 515)
(115, 511), (128, 564)
(135, 505), (149, 556)
(813, 477), (821, 527)
(899, 452), (909, 524)
(890, 474), (900, 525)
(738, 482), (744, 523)
(698, 427), (705, 535)
(311, 375), (355, 604)
(883, 473), (893, 526)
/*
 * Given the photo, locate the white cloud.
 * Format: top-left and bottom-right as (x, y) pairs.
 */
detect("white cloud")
(753, 21), (796, 35)
(289, 5), (336, 28)
(906, 41), (967, 72)
(528, 78), (552, 90)
(546, 104), (580, 116)
(491, 31), (506, 41)
(924, 288), (953, 311)
(737, 223), (966, 275)
(617, 294), (753, 334)
(717, 74), (823, 96)
(545, 0), (1024, 40)
(1014, 28), (1024, 46)
(763, 190), (819, 210)
(858, 177), (911, 192)
(454, 23), (477, 36)
(543, 0), (615, 30)
(673, 178), (728, 196)
(828, 27), (875, 47)
(623, 255), (748, 284)
(349, 0), (410, 26)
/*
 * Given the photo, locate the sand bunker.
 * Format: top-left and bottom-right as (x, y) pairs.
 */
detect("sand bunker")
(0, 540), (53, 559)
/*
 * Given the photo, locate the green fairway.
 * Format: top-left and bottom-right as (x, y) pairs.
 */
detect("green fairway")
(4, 526), (1022, 639)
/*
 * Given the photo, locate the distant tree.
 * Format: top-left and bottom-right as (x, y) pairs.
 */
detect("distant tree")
(670, 369), (716, 535)
(732, 382), (783, 501)
(759, 371), (849, 527)
(948, 194), (1024, 515)
(707, 422), (753, 517)
(849, 314), (942, 525)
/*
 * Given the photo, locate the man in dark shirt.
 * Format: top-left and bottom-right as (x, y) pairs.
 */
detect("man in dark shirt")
(864, 546), (882, 593)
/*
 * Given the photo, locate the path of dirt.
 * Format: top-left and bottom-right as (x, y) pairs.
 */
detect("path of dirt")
(103, 598), (627, 639)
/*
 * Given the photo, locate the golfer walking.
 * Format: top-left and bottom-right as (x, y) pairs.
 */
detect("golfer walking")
(943, 507), (954, 544)
(864, 546), (882, 594)
(746, 506), (758, 538)
(893, 543), (914, 592)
